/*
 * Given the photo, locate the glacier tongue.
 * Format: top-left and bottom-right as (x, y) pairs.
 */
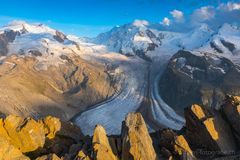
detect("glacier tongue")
(73, 56), (149, 135)
(73, 54), (185, 135)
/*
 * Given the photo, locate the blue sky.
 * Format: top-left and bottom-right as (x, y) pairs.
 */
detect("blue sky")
(0, 0), (239, 37)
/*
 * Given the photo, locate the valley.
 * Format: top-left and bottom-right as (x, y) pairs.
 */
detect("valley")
(73, 54), (184, 135)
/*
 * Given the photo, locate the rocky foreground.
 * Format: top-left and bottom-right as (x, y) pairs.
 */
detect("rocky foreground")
(1, 95), (240, 160)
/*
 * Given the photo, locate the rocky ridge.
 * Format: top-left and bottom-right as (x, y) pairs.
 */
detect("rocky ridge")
(0, 95), (240, 160)
(159, 50), (240, 115)
(0, 54), (115, 121)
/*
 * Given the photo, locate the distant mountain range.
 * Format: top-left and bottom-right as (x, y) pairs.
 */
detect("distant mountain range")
(92, 22), (240, 59)
(0, 21), (240, 61)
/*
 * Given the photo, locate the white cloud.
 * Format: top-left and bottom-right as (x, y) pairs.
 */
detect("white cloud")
(161, 17), (170, 26)
(218, 2), (240, 11)
(132, 19), (149, 27)
(159, 2), (240, 33)
(192, 6), (215, 22)
(170, 10), (184, 21)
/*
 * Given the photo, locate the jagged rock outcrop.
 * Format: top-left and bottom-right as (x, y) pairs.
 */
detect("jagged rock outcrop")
(3, 115), (45, 153)
(0, 136), (30, 160)
(1, 100), (240, 160)
(76, 149), (91, 160)
(185, 104), (237, 156)
(92, 125), (118, 160)
(174, 135), (194, 159)
(159, 50), (240, 115)
(157, 129), (194, 160)
(36, 154), (61, 160)
(121, 113), (157, 160)
(0, 115), (86, 159)
(53, 30), (67, 43)
(57, 121), (84, 142)
(108, 136), (122, 157)
(221, 95), (240, 143)
(42, 116), (61, 139)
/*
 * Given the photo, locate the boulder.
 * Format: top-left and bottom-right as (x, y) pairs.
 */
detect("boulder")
(159, 129), (194, 159)
(76, 150), (91, 160)
(108, 136), (122, 157)
(121, 112), (157, 160)
(174, 135), (194, 158)
(0, 118), (11, 140)
(0, 136), (30, 160)
(68, 143), (83, 156)
(42, 116), (61, 139)
(41, 118), (83, 157)
(221, 95), (240, 142)
(185, 104), (237, 155)
(92, 125), (118, 160)
(3, 115), (45, 153)
(35, 154), (61, 160)
(57, 121), (84, 142)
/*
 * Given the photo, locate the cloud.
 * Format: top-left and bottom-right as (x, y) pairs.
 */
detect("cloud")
(161, 17), (170, 26)
(158, 1), (240, 33)
(170, 10), (184, 21)
(218, 2), (240, 11)
(191, 6), (215, 22)
(132, 19), (149, 27)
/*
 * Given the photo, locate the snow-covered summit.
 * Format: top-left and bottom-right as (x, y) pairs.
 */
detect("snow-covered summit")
(92, 22), (166, 59)
(0, 20), (56, 35)
(199, 23), (240, 56)
(0, 21), (87, 70)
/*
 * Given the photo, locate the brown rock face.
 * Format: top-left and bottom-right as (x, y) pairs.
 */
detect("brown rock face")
(53, 30), (67, 43)
(92, 125), (118, 160)
(0, 136), (30, 160)
(221, 95), (240, 143)
(0, 115), (86, 159)
(121, 113), (157, 160)
(77, 150), (91, 160)
(35, 154), (61, 160)
(0, 30), (19, 55)
(0, 55), (114, 121)
(159, 50), (240, 115)
(57, 121), (84, 142)
(158, 129), (194, 159)
(42, 116), (61, 139)
(3, 115), (45, 153)
(174, 135), (193, 157)
(108, 136), (122, 157)
(185, 104), (237, 155)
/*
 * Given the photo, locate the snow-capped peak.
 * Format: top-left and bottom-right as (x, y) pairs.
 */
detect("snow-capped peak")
(218, 23), (240, 36)
(0, 21), (84, 70)
(7, 20), (28, 26)
(90, 21), (240, 59)
(1, 20), (56, 35)
(197, 23), (212, 32)
(92, 21), (164, 59)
